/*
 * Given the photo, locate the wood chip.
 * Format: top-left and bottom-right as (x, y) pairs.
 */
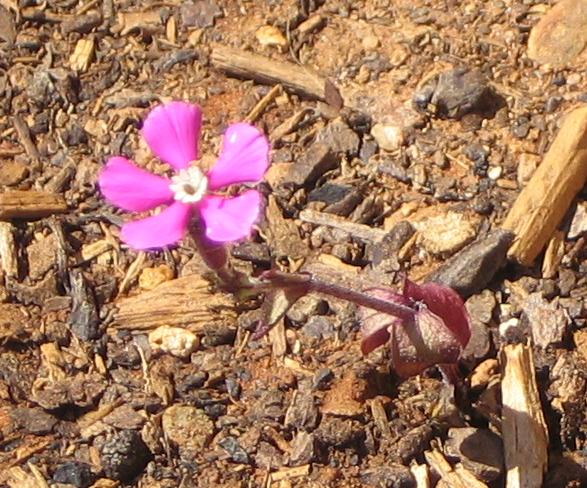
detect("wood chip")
(424, 449), (489, 488)
(542, 230), (565, 279)
(11, 116), (40, 168)
(268, 317), (287, 358)
(500, 343), (548, 488)
(0, 191), (67, 220)
(503, 106), (587, 265)
(268, 465), (310, 483)
(211, 45), (339, 103)
(0, 222), (18, 277)
(299, 208), (386, 242)
(112, 275), (236, 331)
(245, 84), (282, 123)
(69, 37), (95, 72)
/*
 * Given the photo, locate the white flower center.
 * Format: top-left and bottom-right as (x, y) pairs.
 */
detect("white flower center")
(170, 166), (208, 204)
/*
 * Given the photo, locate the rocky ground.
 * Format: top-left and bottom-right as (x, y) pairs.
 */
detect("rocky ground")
(1, 0), (587, 487)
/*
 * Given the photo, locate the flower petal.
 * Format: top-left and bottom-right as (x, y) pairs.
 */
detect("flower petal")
(404, 280), (471, 348)
(207, 123), (270, 190)
(360, 287), (408, 355)
(199, 190), (262, 242)
(99, 157), (173, 212)
(121, 202), (192, 250)
(142, 101), (202, 170)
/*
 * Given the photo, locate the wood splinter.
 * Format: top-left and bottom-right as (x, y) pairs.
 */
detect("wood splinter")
(211, 45), (342, 106)
(0, 190), (67, 220)
(503, 106), (587, 265)
(500, 343), (548, 488)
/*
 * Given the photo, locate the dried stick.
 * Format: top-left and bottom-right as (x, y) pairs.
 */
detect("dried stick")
(500, 343), (548, 488)
(503, 106), (587, 265)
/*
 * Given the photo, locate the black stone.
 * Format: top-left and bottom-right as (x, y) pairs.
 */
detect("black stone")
(100, 430), (153, 482)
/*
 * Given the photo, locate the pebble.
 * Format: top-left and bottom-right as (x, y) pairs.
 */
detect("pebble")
(284, 390), (319, 431)
(27, 233), (57, 281)
(162, 405), (214, 450)
(466, 290), (497, 324)
(522, 293), (570, 348)
(11, 407), (57, 435)
(413, 67), (493, 119)
(100, 430), (153, 482)
(427, 229), (514, 298)
(218, 436), (250, 464)
(255, 25), (288, 49)
(279, 142), (338, 187)
(180, 0), (222, 28)
(445, 427), (504, 482)
(138, 265), (174, 290)
(0, 160), (29, 186)
(360, 465), (415, 487)
(316, 417), (364, 447)
(568, 202), (587, 239)
(369, 107), (420, 152)
(149, 325), (198, 358)
(53, 462), (95, 488)
(289, 431), (315, 466)
(487, 166), (502, 180)
(528, 0), (587, 67)
(316, 118), (360, 157)
(414, 211), (478, 256)
(362, 35), (380, 50)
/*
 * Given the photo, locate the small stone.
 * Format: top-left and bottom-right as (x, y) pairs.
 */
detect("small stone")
(284, 390), (319, 431)
(445, 427), (504, 482)
(218, 436), (250, 464)
(289, 431), (315, 466)
(27, 233), (57, 280)
(528, 0), (587, 67)
(371, 122), (403, 151)
(301, 315), (335, 340)
(413, 68), (494, 119)
(286, 295), (328, 324)
(487, 166), (502, 180)
(517, 153), (540, 186)
(103, 404), (146, 430)
(523, 293), (570, 348)
(255, 441), (283, 470)
(180, 0), (222, 28)
(414, 211), (479, 256)
(149, 325), (198, 358)
(316, 119), (360, 156)
(308, 183), (354, 205)
(12, 407), (57, 435)
(427, 229), (514, 298)
(470, 358), (499, 389)
(316, 417), (364, 447)
(545, 96), (563, 113)
(0, 160), (28, 186)
(231, 242), (271, 266)
(322, 371), (367, 417)
(360, 465), (415, 488)
(362, 35), (380, 50)
(100, 430), (153, 482)
(53, 462), (95, 488)
(360, 139), (379, 162)
(162, 405), (214, 450)
(255, 25), (288, 49)
(282, 143), (338, 187)
(139, 265), (174, 290)
(312, 368), (334, 390)
(466, 290), (496, 324)
(461, 316), (491, 361)
(568, 202), (587, 239)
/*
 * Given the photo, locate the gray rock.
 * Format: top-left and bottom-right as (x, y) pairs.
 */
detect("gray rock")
(360, 464), (416, 488)
(445, 427), (504, 482)
(180, 0), (222, 28)
(316, 119), (360, 156)
(284, 389), (319, 431)
(100, 430), (153, 482)
(413, 68), (496, 120)
(427, 229), (514, 298)
(523, 293), (570, 348)
(466, 290), (497, 324)
(289, 431), (315, 466)
(283, 143), (338, 187)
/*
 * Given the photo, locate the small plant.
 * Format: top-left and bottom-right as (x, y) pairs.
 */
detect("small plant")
(98, 101), (471, 380)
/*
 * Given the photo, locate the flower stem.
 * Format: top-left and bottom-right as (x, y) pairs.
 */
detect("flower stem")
(261, 270), (416, 322)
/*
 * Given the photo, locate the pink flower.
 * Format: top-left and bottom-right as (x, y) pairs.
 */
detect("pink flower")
(99, 102), (269, 250)
(360, 279), (471, 378)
